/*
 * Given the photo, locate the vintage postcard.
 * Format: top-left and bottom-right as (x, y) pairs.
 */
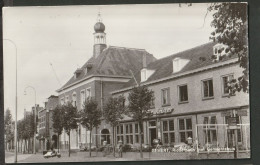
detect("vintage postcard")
(3, 3), (249, 163)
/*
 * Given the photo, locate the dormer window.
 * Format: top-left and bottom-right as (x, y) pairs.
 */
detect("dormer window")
(74, 68), (82, 79)
(85, 63), (93, 74)
(172, 58), (189, 73)
(141, 68), (155, 82)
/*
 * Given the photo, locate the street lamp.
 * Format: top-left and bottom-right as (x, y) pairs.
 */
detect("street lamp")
(3, 39), (18, 163)
(24, 86), (37, 154)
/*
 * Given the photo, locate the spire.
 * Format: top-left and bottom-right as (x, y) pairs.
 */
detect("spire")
(93, 11), (107, 58)
(97, 11), (102, 22)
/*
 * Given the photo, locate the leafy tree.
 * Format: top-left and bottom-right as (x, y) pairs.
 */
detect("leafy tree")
(62, 102), (78, 157)
(52, 105), (64, 152)
(208, 3), (248, 94)
(127, 86), (154, 158)
(23, 113), (35, 153)
(4, 109), (14, 150)
(79, 98), (102, 157)
(103, 95), (126, 157)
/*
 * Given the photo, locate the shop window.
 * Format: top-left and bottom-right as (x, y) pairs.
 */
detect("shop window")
(161, 88), (170, 106)
(224, 114), (242, 143)
(222, 74), (234, 95)
(162, 119), (175, 144)
(116, 125), (124, 144)
(202, 79), (214, 99)
(125, 123), (133, 144)
(134, 123), (144, 143)
(179, 85), (188, 102)
(178, 118), (192, 143)
(203, 116), (217, 143)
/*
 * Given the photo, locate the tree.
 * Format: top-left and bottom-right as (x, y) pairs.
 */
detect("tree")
(79, 98), (102, 157)
(208, 3), (248, 94)
(62, 102), (78, 157)
(127, 85), (154, 159)
(4, 109), (14, 150)
(103, 95), (126, 157)
(52, 105), (64, 152)
(23, 113), (35, 153)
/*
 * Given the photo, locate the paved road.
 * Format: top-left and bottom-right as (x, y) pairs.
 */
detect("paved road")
(5, 151), (33, 164)
(5, 151), (250, 163)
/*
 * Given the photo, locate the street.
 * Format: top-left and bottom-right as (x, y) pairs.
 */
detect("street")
(5, 150), (250, 163)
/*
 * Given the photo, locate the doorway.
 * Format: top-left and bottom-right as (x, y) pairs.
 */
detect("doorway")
(101, 129), (110, 144)
(149, 128), (157, 145)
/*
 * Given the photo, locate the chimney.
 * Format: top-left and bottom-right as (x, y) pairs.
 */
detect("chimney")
(143, 54), (147, 68)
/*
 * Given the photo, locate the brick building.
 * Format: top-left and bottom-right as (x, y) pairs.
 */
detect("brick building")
(38, 95), (59, 152)
(57, 13), (156, 150)
(112, 42), (250, 151)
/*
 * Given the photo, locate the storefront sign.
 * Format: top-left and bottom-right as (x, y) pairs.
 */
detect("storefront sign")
(237, 110), (247, 116)
(149, 107), (174, 115)
(221, 111), (232, 117)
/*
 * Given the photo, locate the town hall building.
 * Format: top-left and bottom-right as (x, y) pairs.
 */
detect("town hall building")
(56, 13), (156, 150)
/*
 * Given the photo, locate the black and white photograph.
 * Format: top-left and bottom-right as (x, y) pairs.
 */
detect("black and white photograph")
(3, 3), (250, 163)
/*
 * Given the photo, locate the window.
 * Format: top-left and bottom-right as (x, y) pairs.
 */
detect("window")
(179, 85), (188, 102)
(161, 88), (170, 106)
(72, 93), (77, 107)
(65, 96), (69, 103)
(80, 90), (86, 109)
(86, 88), (91, 99)
(203, 116), (217, 143)
(134, 123), (144, 143)
(225, 114), (242, 143)
(150, 97), (155, 108)
(202, 79), (214, 99)
(178, 118), (192, 143)
(125, 123), (133, 144)
(60, 98), (64, 105)
(222, 74), (234, 95)
(116, 125), (124, 144)
(162, 120), (175, 144)
(39, 115), (46, 129)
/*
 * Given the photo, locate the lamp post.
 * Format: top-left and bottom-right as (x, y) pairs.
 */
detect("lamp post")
(3, 39), (18, 163)
(24, 86), (37, 154)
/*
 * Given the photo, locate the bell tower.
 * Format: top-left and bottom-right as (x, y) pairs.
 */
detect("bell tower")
(93, 12), (107, 58)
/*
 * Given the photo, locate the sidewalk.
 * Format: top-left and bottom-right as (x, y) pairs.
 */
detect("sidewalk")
(5, 152), (33, 164)
(11, 150), (250, 163)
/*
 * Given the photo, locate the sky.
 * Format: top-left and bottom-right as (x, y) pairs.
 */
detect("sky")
(3, 3), (215, 120)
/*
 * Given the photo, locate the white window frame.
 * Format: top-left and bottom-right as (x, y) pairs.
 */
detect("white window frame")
(161, 87), (170, 106)
(162, 119), (175, 144)
(80, 89), (86, 110)
(116, 124), (124, 144)
(203, 116), (218, 144)
(178, 117), (193, 143)
(72, 92), (77, 107)
(125, 123), (134, 144)
(86, 87), (91, 99)
(201, 78), (214, 99)
(221, 74), (234, 96)
(60, 97), (64, 105)
(178, 84), (188, 103)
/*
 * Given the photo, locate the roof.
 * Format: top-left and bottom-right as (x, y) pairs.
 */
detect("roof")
(59, 46), (157, 90)
(121, 42), (237, 88)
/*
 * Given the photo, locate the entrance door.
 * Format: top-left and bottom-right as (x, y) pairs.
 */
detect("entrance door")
(149, 128), (156, 145)
(101, 129), (110, 144)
